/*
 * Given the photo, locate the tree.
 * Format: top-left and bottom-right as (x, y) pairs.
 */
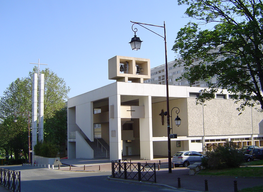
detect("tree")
(0, 67), (70, 161)
(173, 0), (263, 112)
(202, 142), (244, 169)
(44, 107), (67, 157)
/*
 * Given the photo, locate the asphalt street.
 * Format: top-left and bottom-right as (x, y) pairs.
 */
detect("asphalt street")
(0, 165), (186, 192)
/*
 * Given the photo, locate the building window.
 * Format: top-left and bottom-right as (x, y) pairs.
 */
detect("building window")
(94, 108), (101, 114)
(216, 94), (226, 99)
(189, 93), (200, 98)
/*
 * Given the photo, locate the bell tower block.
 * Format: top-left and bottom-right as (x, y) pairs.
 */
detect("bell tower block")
(108, 56), (150, 83)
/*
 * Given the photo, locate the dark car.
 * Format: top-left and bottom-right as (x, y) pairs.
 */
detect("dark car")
(242, 145), (260, 154)
(252, 148), (263, 160)
(244, 153), (254, 162)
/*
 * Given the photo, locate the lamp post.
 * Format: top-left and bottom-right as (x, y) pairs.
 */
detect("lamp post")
(129, 21), (173, 173)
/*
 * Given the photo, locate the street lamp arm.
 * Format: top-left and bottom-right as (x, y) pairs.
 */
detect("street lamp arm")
(130, 21), (165, 39)
(171, 107), (180, 115)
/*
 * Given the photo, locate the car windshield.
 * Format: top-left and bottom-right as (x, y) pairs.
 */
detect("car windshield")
(175, 152), (183, 156)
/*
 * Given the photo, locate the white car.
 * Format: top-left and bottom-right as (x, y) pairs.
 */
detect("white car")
(172, 151), (203, 167)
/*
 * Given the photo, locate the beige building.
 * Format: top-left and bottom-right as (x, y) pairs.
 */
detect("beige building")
(67, 56), (263, 161)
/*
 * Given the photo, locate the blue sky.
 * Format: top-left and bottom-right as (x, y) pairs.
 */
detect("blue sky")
(0, 0), (191, 98)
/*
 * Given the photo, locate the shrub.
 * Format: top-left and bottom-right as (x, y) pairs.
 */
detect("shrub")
(34, 141), (59, 158)
(202, 142), (244, 169)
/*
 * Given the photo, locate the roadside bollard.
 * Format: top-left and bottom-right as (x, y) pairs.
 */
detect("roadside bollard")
(99, 165), (101, 171)
(158, 164), (160, 171)
(205, 180), (208, 191)
(178, 177), (181, 188)
(84, 165), (85, 170)
(234, 180), (238, 192)
(69, 165), (71, 171)
(48, 164), (50, 169)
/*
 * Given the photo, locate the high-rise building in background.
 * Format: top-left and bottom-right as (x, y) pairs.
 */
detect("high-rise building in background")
(145, 60), (217, 87)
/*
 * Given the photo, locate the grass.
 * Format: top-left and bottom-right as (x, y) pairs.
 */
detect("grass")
(200, 167), (263, 177)
(239, 185), (263, 192)
(200, 159), (263, 177)
(242, 159), (263, 166)
(199, 160), (263, 191)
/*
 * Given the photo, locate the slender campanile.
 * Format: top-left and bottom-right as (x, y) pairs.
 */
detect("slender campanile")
(38, 73), (44, 142)
(32, 73), (38, 151)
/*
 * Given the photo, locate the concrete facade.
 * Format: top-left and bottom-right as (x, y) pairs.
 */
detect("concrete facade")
(67, 56), (263, 161)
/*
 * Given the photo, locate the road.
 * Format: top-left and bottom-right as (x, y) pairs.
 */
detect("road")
(4, 165), (178, 192)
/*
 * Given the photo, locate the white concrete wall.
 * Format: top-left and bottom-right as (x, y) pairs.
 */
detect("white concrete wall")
(109, 95), (122, 160)
(34, 155), (60, 166)
(76, 102), (93, 141)
(189, 142), (203, 152)
(76, 131), (93, 158)
(68, 142), (76, 159)
(139, 96), (153, 160)
(187, 98), (262, 136)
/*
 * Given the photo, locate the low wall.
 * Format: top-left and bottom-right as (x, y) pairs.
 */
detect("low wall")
(34, 155), (60, 165)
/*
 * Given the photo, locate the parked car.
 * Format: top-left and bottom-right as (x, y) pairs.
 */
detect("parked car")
(244, 153), (254, 162)
(241, 145), (260, 154)
(251, 148), (263, 160)
(172, 151), (203, 167)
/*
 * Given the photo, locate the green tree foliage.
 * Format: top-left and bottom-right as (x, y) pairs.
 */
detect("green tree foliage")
(44, 107), (67, 157)
(173, 0), (263, 112)
(202, 142), (244, 169)
(34, 141), (59, 158)
(0, 67), (70, 161)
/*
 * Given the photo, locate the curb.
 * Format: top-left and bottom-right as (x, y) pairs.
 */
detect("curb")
(107, 176), (202, 192)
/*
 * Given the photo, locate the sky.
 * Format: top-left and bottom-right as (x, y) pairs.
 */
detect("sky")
(0, 0), (192, 98)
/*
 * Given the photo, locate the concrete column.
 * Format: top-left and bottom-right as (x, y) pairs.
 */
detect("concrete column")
(109, 95), (122, 161)
(139, 96), (153, 160)
(32, 73), (38, 156)
(38, 73), (44, 142)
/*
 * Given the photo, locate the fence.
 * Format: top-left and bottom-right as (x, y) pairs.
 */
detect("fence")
(111, 160), (156, 183)
(0, 168), (21, 192)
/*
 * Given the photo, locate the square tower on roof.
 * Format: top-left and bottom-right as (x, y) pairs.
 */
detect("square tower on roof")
(108, 56), (150, 83)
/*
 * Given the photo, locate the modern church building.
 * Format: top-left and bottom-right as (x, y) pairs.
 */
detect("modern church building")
(67, 56), (263, 161)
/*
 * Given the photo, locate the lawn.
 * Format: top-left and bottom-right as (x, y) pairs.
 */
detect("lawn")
(200, 160), (263, 177)
(199, 160), (263, 191)
(200, 167), (263, 177)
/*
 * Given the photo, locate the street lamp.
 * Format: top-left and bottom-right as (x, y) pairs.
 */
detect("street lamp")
(129, 21), (173, 173)
(171, 107), (181, 128)
(129, 26), (142, 50)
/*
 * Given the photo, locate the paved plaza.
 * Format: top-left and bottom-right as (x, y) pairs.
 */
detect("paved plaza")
(0, 158), (263, 192)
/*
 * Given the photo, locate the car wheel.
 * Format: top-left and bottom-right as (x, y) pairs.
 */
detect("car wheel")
(183, 161), (189, 167)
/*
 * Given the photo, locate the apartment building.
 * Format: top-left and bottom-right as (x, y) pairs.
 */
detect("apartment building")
(145, 60), (217, 87)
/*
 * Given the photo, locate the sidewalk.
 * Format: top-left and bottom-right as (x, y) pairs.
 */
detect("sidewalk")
(60, 158), (263, 192)
(0, 186), (8, 192)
